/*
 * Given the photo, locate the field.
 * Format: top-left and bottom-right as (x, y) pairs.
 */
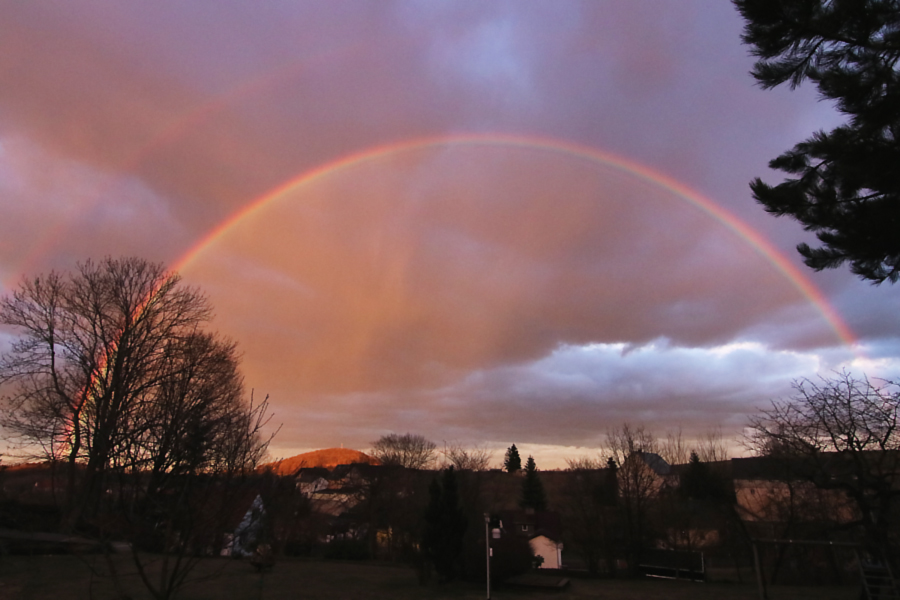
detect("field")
(0, 554), (859, 600)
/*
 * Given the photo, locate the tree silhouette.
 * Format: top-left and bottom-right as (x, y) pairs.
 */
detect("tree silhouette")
(503, 444), (522, 473)
(422, 466), (467, 581)
(371, 432), (436, 469)
(680, 451), (733, 502)
(561, 456), (617, 574)
(604, 456), (619, 505)
(734, 0), (900, 283)
(0, 257), (267, 527)
(0, 257), (272, 600)
(520, 456), (547, 511)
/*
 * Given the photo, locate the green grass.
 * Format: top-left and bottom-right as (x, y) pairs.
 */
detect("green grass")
(0, 554), (859, 600)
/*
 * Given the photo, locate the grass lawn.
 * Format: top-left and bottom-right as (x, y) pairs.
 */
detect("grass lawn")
(0, 554), (859, 599)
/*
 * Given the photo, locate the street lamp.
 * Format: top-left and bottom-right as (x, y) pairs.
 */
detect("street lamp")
(484, 513), (491, 600)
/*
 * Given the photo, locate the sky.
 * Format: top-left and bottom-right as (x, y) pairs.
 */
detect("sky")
(1, 1), (898, 468)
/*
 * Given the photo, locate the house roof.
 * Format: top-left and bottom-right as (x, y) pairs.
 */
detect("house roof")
(731, 456), (797, 481)
(625, 451), (671, 476)
(297, 467), (331, 482)
(732, 451), (900, 485)
(642, 452), (671, 476)
(498, 509), (563, 542)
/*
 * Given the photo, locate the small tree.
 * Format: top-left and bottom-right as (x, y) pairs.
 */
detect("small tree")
(680, 451), (733, 503)
(696, 427), (730, 463)
(440, 443), (493, 472)
(520, 456), (547, 511)
(503, 444), (522, 473)
(605, 456), (619, 505)
(681, 452), (706, 500)
(422, 466), (467, 582)
(660, 428), (689, 465)
(371, 433), (436, 470)
(562, 456), (619, 575)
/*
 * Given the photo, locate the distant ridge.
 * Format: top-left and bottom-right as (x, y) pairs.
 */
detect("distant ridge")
(261, 448), (380, 474)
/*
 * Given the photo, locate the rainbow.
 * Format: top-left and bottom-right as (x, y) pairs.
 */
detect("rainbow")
(173, 132), (858, 349)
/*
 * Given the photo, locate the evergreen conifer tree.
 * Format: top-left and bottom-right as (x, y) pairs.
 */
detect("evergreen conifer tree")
(679, 450), (732, 502)
(734, 0), (900, 283)
(520, 456), (547, 511)
(680, 451), (708, 500)
(422, 466), (467, 581)
(604, 456), (619, 506)
(504, 444), (522, 473)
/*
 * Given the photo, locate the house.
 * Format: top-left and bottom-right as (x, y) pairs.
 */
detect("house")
(498, 509), (564, 569)
(283, 461), (382, 521)
(309, 488), (359, 517)
(639, 452), (672, 478)
(297, 468), (330, 496)
(531, 534), (564, 569)
(731, 456), (857, 530)
(304, 463), (381, 517)
(620, 451), (677, 497)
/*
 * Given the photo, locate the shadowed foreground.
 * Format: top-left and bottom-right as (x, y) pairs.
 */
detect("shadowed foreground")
(0, 555), (858, 600)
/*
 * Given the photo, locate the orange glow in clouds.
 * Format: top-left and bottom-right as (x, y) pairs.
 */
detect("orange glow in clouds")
(174, 135), (858, 401)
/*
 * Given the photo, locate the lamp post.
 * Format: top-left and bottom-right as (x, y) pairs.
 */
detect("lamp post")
(484, 513), (491, 600)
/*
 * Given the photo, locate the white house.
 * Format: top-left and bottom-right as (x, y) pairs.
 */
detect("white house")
(530, 534), (564, 569)
(498, 509), (564, 569)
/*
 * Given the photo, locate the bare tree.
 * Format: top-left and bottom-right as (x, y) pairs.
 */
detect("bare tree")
(565, 456), (601, 470)
(371, 433), (436, 470)
(0, 257), (274, 599)
(562, 456), (619, 575)
(0, 258), (220, 522)
(439, 443), (493, 472)
(0, 258), (276, 598)
(606, 424), (663, 574)
(747, 372), (900, 565)
(660, 427), (689, 465)
(696, 426), (729, 463)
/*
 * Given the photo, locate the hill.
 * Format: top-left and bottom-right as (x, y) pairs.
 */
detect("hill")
(261, 448), (380, 474)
